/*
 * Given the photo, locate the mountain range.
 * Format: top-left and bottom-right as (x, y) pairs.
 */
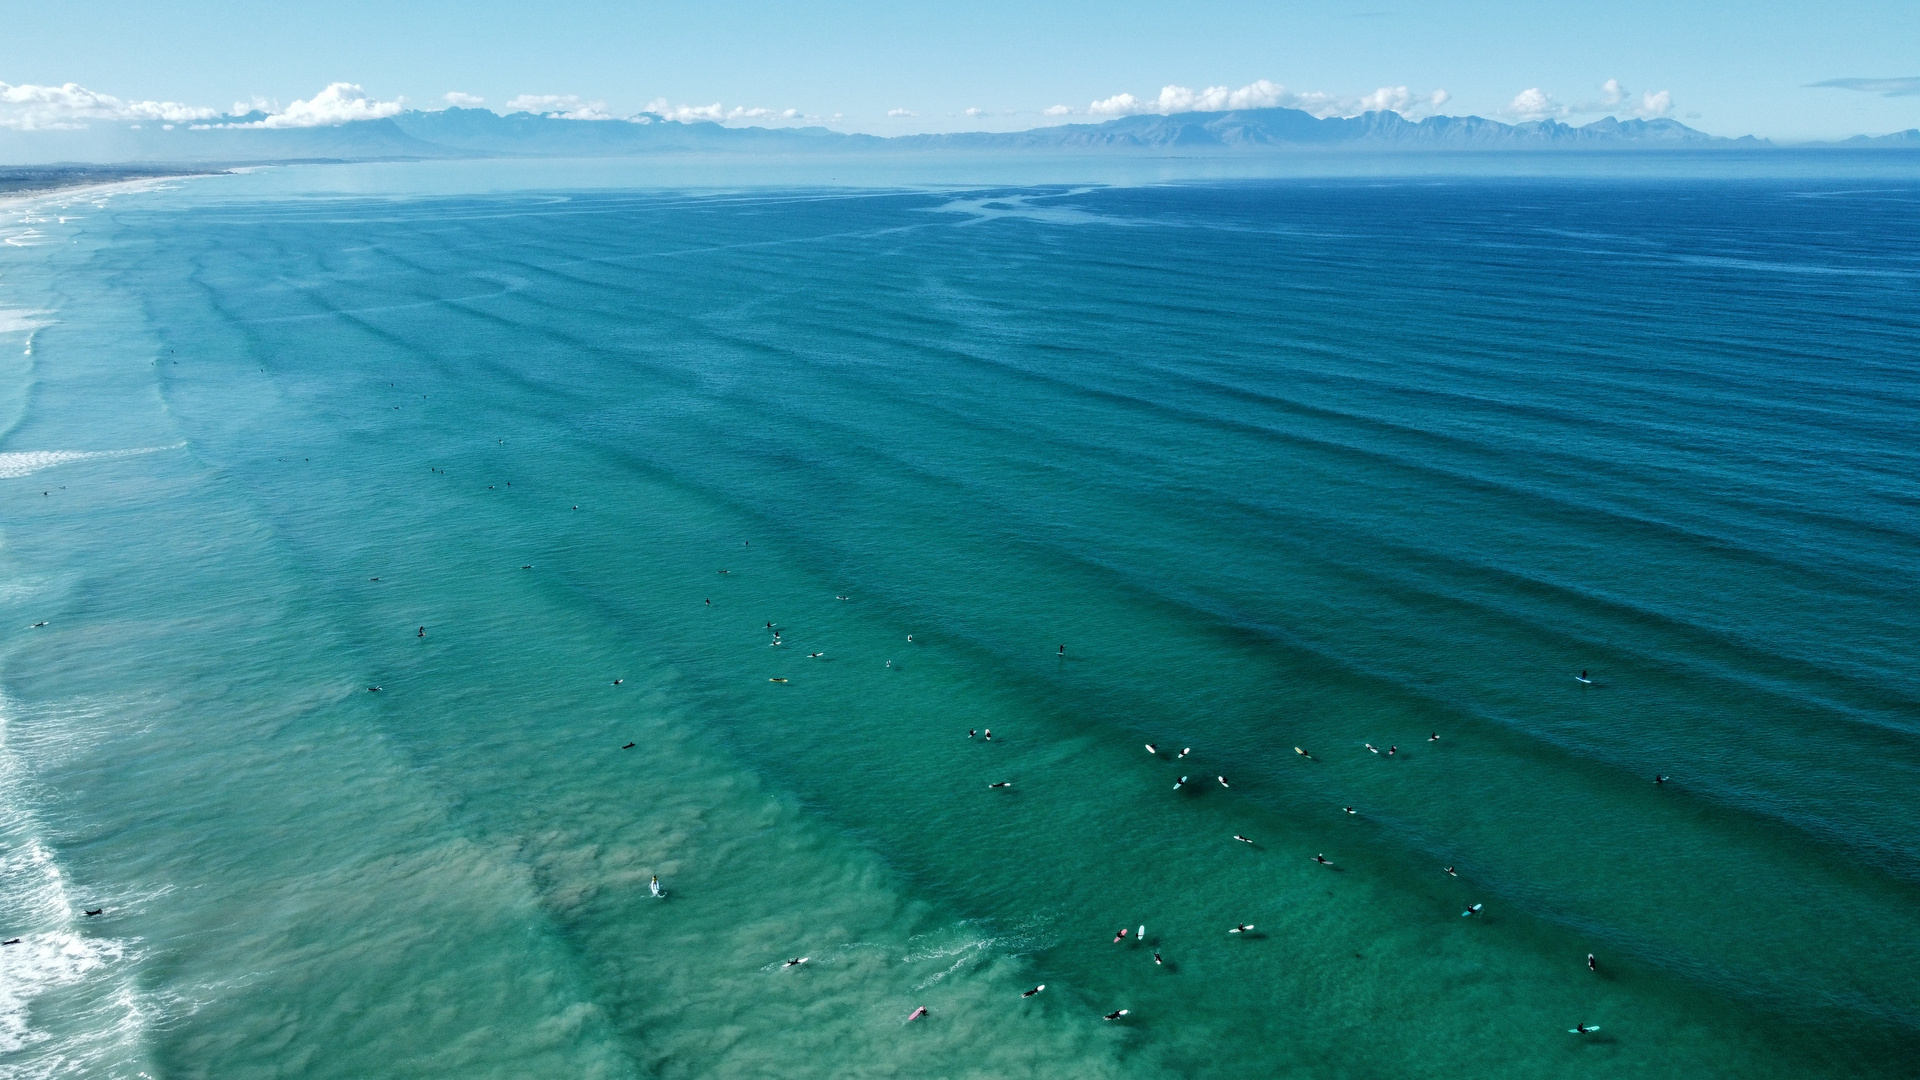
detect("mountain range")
(3, 105), (1917, 166)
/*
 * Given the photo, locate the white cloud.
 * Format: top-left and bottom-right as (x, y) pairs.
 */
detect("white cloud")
(887, 108), (916, 117)
(506, 94), (612, 120)
(240, 83), (404, 128)
(0, 81), (218, 131)
(1503, 87), (1566, 121)
(443, 92), (485, 107)
(1505, 80), (1675, 122)
(965, 107), (986, 117)
(1043, 104), (1074, 116)
(1087, 79), (1451, 121)
(642, 98), (803, 124)
(1634, 89), (1673, 118)
(232, 95), (275, 116)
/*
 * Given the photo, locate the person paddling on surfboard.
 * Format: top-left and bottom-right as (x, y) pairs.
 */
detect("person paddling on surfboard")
(907, 1006), (927, 1022)
(1588, 953), (1598, 971)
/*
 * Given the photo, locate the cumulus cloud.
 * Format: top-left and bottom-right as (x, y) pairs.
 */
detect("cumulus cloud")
(887, 108), (915, 117)
(1043, 104), (1074, 116)
(0, 81), (217, 131)
(1809, 76), (1920, 96)
(642, 98), (802, 124)
(239, 83), (404, 128)
(443, 92), (485, 107)
(1503, 79), (1673, 122)
(505, 94), (612, 120)
(1086, 79), (1451, 120)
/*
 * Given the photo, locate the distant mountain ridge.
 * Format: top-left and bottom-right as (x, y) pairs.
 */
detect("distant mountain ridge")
(6, 104), (1916, 166)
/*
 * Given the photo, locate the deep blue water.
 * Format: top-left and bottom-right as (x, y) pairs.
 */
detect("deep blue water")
(2, 168), (1917, 1078)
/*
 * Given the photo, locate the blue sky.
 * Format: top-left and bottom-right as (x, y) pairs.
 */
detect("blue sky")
(4, 0), (1919, 139)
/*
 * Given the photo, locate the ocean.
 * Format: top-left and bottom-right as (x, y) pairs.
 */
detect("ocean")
(1, 161), (1916, 1078)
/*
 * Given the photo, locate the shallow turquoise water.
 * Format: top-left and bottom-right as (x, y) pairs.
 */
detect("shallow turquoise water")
(1, 167), (1917, 1078)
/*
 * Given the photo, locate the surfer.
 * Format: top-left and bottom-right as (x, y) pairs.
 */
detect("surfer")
(1387, 746), (1397, 756)
(1173, 776), (1188, 789)
(1314, 854), (1330, 865)
(1587, 953), (1597, 971)
(1429, 732), (1439, 742)
(984, 729), (992, 741)
(1344, 806), (1357, 814)
(1365, 743), (1378, 754)
(1655, 775), (1669, 785)
(1444, 866), (1457, 876)
(1217, 776), (1229, 787)
(807, 652), (823, 658)
(1572, 1022), (1597, 1034)
(1229, 924), (1253, 934)
(1295, 747), (1311, 759)
(1177, 747), (1191, 759)
(705, 599), (710, 605)
(367, 686), (382, 692)
(990, 781), (1012, 788)
(1152, 951), (1162, 965)
(1058, 644), (1065, 655)
(1, 939), (18, 945)
(836, 595), (850, 601)
(1023, 985), (1045, 998)
(1113, 928), (1129, 943)
(783, 957), (809, 967)
(622, 742), (635, 749)
(614, 679), (624, 685)
(907, 1006), (927, 1023)
(417, 626), (425, 638)
(770, 678), (788, 683)
(1104, 1009), (1129, 1021)
(1233, 834), (1254, 844)
(968, 729), (977, 739)
(1463, 904), (1483, 917)
(29, 622), (46, 628)
(650, 876), (662, 897)
(84, 909), (103, 916)
(1145, 743), (1158, 755)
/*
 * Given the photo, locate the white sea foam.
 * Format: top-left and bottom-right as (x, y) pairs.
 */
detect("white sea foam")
(929, 190), (1120, 226)
(0, 444), (185, 480)
(0, 702), (151, 1076)
(0, 309), (53, 336)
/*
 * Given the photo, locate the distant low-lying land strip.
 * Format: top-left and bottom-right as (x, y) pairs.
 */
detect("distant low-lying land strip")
(0, 163), (229, 199)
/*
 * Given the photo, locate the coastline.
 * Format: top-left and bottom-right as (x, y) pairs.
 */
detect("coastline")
(0, 165), (229, 204)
